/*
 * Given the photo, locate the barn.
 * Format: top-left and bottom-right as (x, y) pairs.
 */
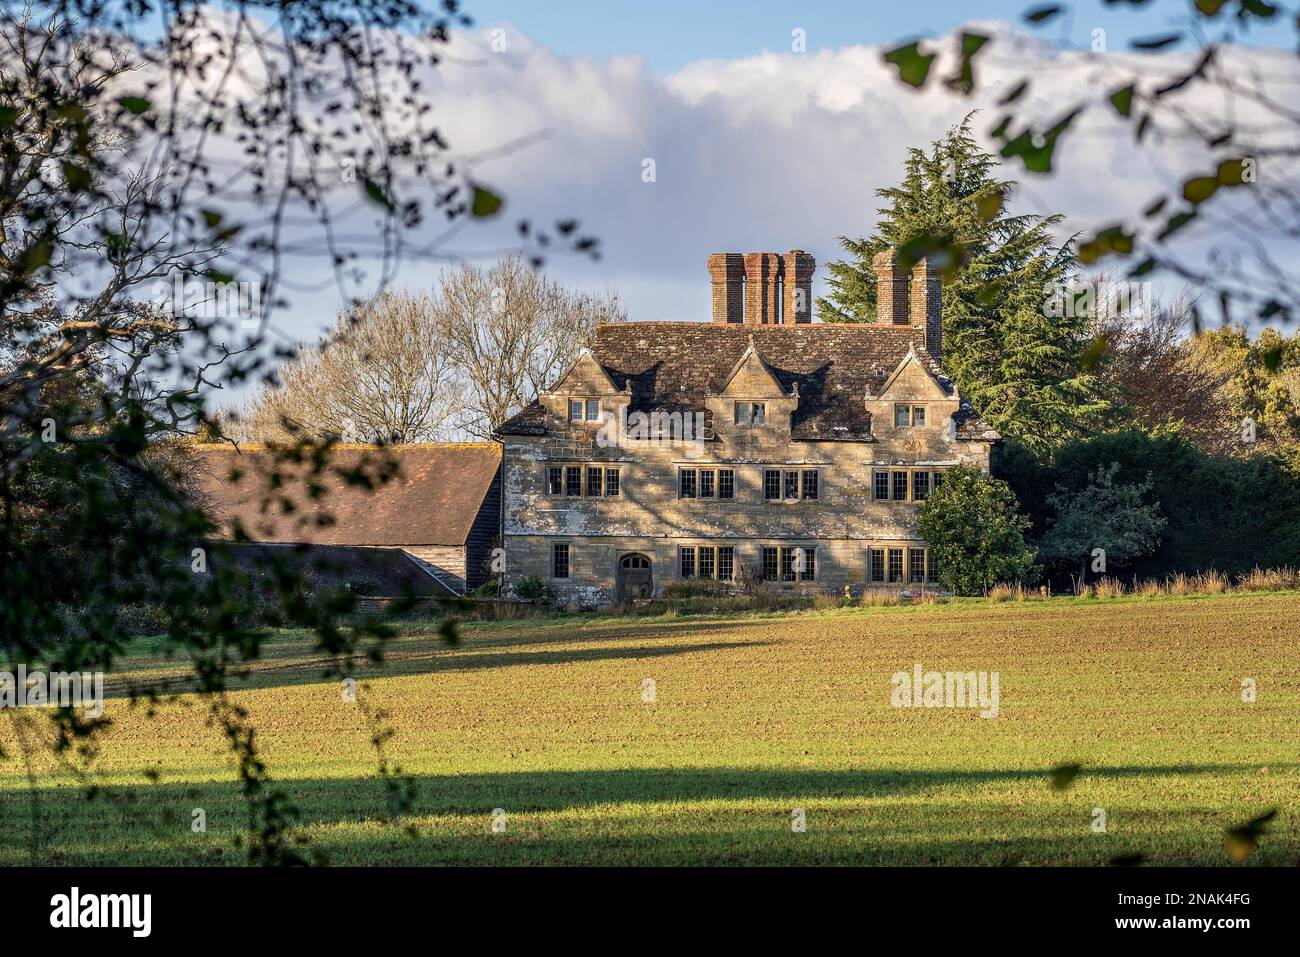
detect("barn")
(191, 442), (502, 595)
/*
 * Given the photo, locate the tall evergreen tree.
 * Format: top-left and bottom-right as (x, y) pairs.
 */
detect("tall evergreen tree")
(818, 117), (1106, 454)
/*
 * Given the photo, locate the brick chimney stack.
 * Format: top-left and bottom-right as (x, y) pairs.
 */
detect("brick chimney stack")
(871, 249), (910, 325)
(709, 249), (817, 324)
(743, 252), (781, 325)
(783, 249), (815, 324)
(909, 257), (942, 360)
(707, 253), (745, 324)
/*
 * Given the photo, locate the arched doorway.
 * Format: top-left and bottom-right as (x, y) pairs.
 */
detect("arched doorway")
(617, 553), (652, 601)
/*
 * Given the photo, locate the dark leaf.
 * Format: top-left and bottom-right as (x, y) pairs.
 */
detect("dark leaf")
(1131, 34), (1182, 50)
(1080, 335), (1108, 372)
(1216, 157), (1248, 185)
(1182, 176), (1219, 204)
(1078, 225), (1134, 264)
(999, 109), (1079, 173)
(62, 162), (92, 191)
(1109, 85), (1135, 118)
(436, 618), (460, 645)
(962, 32), (990, 56)
(470, 185), (503, 218)
(999, 81), (1029, 105)
(1024, 4), (1064, 23)
(897, 233), (966, 280)
(363, 177), (395, 211)
(976, 190), (1005, 222)
(22, 240), (52, 272)
(1157, 210), (1197, 240)
(1239, 0), (1278, 19)
(1258, 300), (1284, 320)
(1224, 808), (1276, 862)
(884, 42), (936, 88)
(945, 33), (990, 95)
(119, 96), (151, 115)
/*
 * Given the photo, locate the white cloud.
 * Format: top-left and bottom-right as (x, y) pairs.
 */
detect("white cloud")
(379, 21), (1290, 327)
(175, 15), (1296, 385)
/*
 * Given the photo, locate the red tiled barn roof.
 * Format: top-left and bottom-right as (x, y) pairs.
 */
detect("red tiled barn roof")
(190, 442), (501, 546)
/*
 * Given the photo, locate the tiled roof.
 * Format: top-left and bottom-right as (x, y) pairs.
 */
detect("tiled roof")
(214, 542), (456, 596)
(191, 443), (501, 546)
(497, 322), (998, 442)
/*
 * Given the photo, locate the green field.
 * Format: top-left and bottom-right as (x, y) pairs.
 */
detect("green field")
(1, 592), (1296, 865)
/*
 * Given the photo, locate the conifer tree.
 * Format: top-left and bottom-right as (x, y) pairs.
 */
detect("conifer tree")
(818, 116), (1106, 453)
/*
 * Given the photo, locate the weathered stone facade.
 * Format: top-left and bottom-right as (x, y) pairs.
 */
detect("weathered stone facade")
(497, 249), (998, 608)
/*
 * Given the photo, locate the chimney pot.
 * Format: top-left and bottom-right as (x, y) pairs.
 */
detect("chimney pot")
(783, 249), (816, 324)
(707, 253), (745, 324)
(871, 249), (910, 325)
(743, 252), (781, 325)
(710, 248), (818, 325)
(909, 257), (942, 359)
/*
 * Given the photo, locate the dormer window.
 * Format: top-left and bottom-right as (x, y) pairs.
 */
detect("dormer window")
(894, 404), (926, 428)
(568, 398), (602, 422)
(734, 401), (766, 425)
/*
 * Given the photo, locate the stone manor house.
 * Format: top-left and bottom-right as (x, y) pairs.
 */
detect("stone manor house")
(495, 248), (999, 606)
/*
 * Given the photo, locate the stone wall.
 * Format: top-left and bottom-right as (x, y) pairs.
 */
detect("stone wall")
(501, 398), (992, 607)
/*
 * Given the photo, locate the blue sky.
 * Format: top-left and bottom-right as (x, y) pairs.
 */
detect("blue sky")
(465, 0), (1294, 72)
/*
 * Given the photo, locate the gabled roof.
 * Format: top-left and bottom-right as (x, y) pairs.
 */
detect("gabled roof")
(718, 337), (789, 397)
(497, 322), (997, 442)
(550, 348), (624, 396)
(870, 343), (950, 399)
(191, 442), (501, 546)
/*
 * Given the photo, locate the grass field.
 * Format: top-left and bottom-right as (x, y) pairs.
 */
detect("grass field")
(1, 592), (1296, 865)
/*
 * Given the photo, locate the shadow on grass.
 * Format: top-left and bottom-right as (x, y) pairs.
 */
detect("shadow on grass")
(104, 629), (773, 699)
(4, 761), (1292, 866)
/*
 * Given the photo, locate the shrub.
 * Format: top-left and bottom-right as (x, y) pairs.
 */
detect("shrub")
(472, 577), (500, 598)
(513, 576), (551, 604)
(1037, 463), (1165, 589)
(916, 465), (1037, 596)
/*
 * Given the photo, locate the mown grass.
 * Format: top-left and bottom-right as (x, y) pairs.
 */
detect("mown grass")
(0, 592), (1296, 865)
